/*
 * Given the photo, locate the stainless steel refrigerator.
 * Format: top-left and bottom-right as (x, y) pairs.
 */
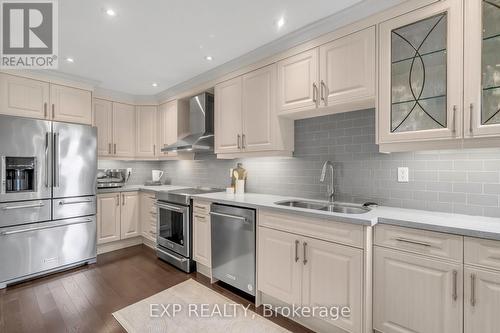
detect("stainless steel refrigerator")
(0, 114), (97, 289)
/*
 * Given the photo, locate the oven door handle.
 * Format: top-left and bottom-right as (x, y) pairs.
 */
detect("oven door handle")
(157, 203), (185, 213)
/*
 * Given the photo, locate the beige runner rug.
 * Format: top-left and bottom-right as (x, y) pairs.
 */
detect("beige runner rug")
(113, 279), (290, 333)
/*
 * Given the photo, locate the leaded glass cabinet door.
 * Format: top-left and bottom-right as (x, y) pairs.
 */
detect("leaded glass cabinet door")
(379, 0), (463, 144)
(465, 0), (500, 137)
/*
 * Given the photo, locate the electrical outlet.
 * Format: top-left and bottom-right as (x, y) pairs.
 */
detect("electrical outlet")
(397, 167), (409, 183)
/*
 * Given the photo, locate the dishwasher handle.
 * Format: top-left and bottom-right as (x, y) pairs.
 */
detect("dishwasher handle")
(209, 211), (248, 223)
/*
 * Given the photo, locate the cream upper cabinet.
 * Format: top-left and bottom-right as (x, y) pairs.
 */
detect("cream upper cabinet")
(378, 0), (463, 144)
(0, 73), (50, 119)
(158, 100), (183, 158)
(93, 99), (113, 156)
(257, 227), (302, 305)
(120, 192), (139, 239)
(242, 64), (276, 152)
(50, 84), (92, 125)
(193, 202), (211, 267)
(277, 48), (319, 114)
(215, 76), (243, 153)
(136, 105), (158, 158)
(374, 246), (463, 333)
(464, 0), (500, 138)
(301, 237), (363, 333)
(464, 267), (500, 333)
(97, 193), (121, 244)
(112, 102), (136, 157)
(319, 26), (375, 110)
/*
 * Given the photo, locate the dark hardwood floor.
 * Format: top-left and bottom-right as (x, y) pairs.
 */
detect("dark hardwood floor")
(0, 245), (312, 333)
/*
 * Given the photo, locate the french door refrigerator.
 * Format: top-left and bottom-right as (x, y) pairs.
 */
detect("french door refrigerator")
(0, 114), (97, 288)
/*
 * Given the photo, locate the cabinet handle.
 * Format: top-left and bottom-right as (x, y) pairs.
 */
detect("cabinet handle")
(116, 194), (120, 206)
(303, 242), (308, 265)
(122, 193), (125, 206)
(452, 270), (458, 301)
(320, 80), (327, 105)
(108, 143), (112, 154)
(470, 273), (476, 307)
(237, 134), (241, 149)
(395, 237), (431, 247)
(114, 143), (117, 154)
(295, 240), (299, 262)
(44, 102), (48, 118)
(153, 144), (156, 156)
(469, 103), (474, 134)
(452, 105), (457, 134)
(312, 83), (318, 104)
(242, 134), (246, 149)
(51, 104), (55, 119)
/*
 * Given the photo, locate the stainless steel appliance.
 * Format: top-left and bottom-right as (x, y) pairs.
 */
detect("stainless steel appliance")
(162, 92), (214, 153)
(210, 204), (256, 296)
(97, 169), (127, 189)
(0, 115), (97, 289)
(156, 187), (223, 272)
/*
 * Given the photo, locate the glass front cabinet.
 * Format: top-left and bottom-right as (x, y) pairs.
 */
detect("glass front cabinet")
(464, 0), (500, 137)
(379, 0), (464, 144)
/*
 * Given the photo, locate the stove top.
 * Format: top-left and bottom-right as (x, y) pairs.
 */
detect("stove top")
(156, 186), (224, 205)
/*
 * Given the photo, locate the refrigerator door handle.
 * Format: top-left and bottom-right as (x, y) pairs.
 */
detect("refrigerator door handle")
(45, 132), (50, 188)
(0, 218), (93, 236)
(0, 156), (4, 195)
(53, 132), (60, 187)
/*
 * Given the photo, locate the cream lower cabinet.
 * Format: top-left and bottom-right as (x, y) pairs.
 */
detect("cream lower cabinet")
(97, 191), (139, 244)
(97, 193), (121, 244)
(140, 192), (157, 242)
(258, 224), (363, 333)
(373, 247), (463, 333)
(192, 201), (211, 267)
(0, 73), (92, 124)
(120, 192), (139, 239)
(464, 237), (500, 333)
(258, 227), (302, 305)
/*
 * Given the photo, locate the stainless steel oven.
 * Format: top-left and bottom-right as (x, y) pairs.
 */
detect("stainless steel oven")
(156, 201), (190, 258)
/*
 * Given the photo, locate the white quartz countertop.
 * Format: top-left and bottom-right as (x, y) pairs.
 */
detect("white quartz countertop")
(97, 184), (190, 194)
(192, 192), (500, 240)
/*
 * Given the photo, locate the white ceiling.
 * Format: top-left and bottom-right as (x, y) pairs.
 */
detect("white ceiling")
(57, 0), (367, 95)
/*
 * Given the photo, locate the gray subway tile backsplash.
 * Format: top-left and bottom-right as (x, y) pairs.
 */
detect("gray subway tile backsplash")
(101, 108), (500, 218)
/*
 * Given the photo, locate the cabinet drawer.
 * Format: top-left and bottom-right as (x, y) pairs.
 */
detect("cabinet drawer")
(374, 224), (463, 262)
(465, 237), (500, 271)
(193, 201), (210, 215)
(259, 209), (363, 248)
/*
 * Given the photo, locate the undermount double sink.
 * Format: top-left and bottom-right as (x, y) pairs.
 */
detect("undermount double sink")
(275, 200), (371, 214)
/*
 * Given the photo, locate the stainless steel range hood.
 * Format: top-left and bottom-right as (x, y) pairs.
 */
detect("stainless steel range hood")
(162, 92), (214, 153)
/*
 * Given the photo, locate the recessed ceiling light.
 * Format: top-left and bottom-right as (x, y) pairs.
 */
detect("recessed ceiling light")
(105, 8), (116, 17)
(152, 83), (158, 87)
(205, 56), (213, 61)
(276, 16), (285, 29)
(65, 57), (74, 63)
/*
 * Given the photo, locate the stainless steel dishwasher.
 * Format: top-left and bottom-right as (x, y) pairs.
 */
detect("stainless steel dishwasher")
(210, 204), (256, 296)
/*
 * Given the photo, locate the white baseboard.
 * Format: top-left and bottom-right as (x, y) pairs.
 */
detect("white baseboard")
(196, 262), (211, 279)
(142, 236), (156, 250)
(97, 237), (143, 254)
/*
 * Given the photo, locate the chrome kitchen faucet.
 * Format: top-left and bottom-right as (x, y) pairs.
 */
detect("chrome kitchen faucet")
(320, 160), (335, 203)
